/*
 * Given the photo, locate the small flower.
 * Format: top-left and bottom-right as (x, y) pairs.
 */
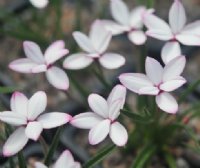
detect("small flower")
(35, 150), (81, 168)
(0, 91), (71, 156)
(9, 41), (69, 90)
(143, 0), (200, 64)
(29, 0), (49, 9)
(63, 20), (125, 70)
(102, 0), (153, 45)
(119, 56), (186, 114)
(70, 85), (128, 146)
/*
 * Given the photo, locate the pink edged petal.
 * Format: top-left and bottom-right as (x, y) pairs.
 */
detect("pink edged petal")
(63, 53), (93, 70)
(23, 41), (45, 63)
(89, 119), (110, 145)
(74, 162), (81, 168)
(73, 31), (95, 53)
(54, 150), (76, 168)
(99, 53), (125, 69)
(181, 21), (200, 35)
(119, 73), (153, 94)
(70, 112), (103, 129)
(25, 121), (43, 141)
(128, 30), (147, 45)
(107, 84), (126, 108)
(161, 41), (181, 64)
(31, 64), (47, 73)
(88, 94), (109, 118)
(139, 86), (159, 95)
(37, 112), (71, 129)
(0, 111), (26, 126)
(11, 91), (28, 117)
(29, 0), (48, 9)
(109, 99), (123, 120)
(27, 91), (47, 120)
(110, 0), (129, 26)
(169, 0), (186, 34)
(145, 57), (163, 85)
(176, 33), (200, 46)
(160, 77), (186, 92)
(163, 56), (186, 81)
(44, 40), (69, 65)
(9, 58), (38, 73)
(3, 127), (28, 156)
(109, 122), (128, 146)
(46, 66), (69, 90)
(89, 20), (112, 53)
(146, 29), (173, 41)
(143, 13), (173, 36)
(102, 20), (128, 35)
(35, 162), (48, 168)
(129, 6), (146, 28)
(156, 92), (178, 114)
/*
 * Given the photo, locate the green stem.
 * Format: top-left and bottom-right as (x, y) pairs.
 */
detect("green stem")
(18, 152), (27, 168)
(39, 136), (49, 156)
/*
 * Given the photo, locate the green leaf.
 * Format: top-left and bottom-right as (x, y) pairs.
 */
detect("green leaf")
(131, 144), (156, 168)
(0, 86), (18, 94)
(121, 109), (153, 124)
(164, 152), (176, 168)
(83, 144), (116, 168)
(18, 151), (27, 168)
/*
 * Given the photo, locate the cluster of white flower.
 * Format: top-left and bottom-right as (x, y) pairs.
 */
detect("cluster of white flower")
(1, 0), (200, 167)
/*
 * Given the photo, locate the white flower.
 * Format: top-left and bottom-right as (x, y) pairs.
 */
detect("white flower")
(70, 85), (128, 146)
(0, 91), (71, 156)
(119, 56), (186, 114)
(63, 20), (125, 70)
(35, 150), (81, 168)
(29, 0), (49, 9)
(143, 0), (200, 64)
(9, 40), (69, 90)
(102, 0), (153, 45)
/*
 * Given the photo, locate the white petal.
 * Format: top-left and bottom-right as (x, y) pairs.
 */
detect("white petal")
(110, 0), (130, 25)
(54, 150), (76, 168)
(163, 56), (186, 81)
(109, 122), (128, 146)
(99, 53), (125, 69)
(27, 91), (47, 120)
(161, 41), (181, 64)
(3, 127), (28, 156)
(107, 84), (126, 108)
(90, 20), (112, 53)
(37, 112), (71, 129)
(109, 99), (123, 120)
(11, 91), (28, 117)
(128, 30), (147, 45)
(119, 73), (153, 93)
(44, 40), (69, 65)
(25, 121), (43, 141)
(31, 64), (47, 73)
(89, 119), (110, 145)
(9, 58), (38, 73)
(102, 20), (127, 35)
(73, 32), (95, 53)
(146, 29), (173, 41)
(139, 86), (159, 95)
(35, 162), (48, 168)
(74, 162), (81, 168)
(160, 77), (186, 92)
(143, 13), (173, 37)
(145, 57), (163, 85)
(156, 92), (178, 114)
(129, 6), (146, 28)
(70, 112), (103, 129)
(0, 111), (26, 126)
(63, 53), (93, 70)
(23, 41), (45, 63)
(176, 33), (200, 46)
(29, 0), (48, 9)
(169, 0), (186, 34)
(88, 94), (108, 118)
(181, 21), (200, 35)
(46, 66), (69, 90)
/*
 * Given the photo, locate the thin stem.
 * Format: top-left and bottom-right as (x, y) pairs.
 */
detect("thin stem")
(39, 136), (49, 156)
(18, 152), (27, 168)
